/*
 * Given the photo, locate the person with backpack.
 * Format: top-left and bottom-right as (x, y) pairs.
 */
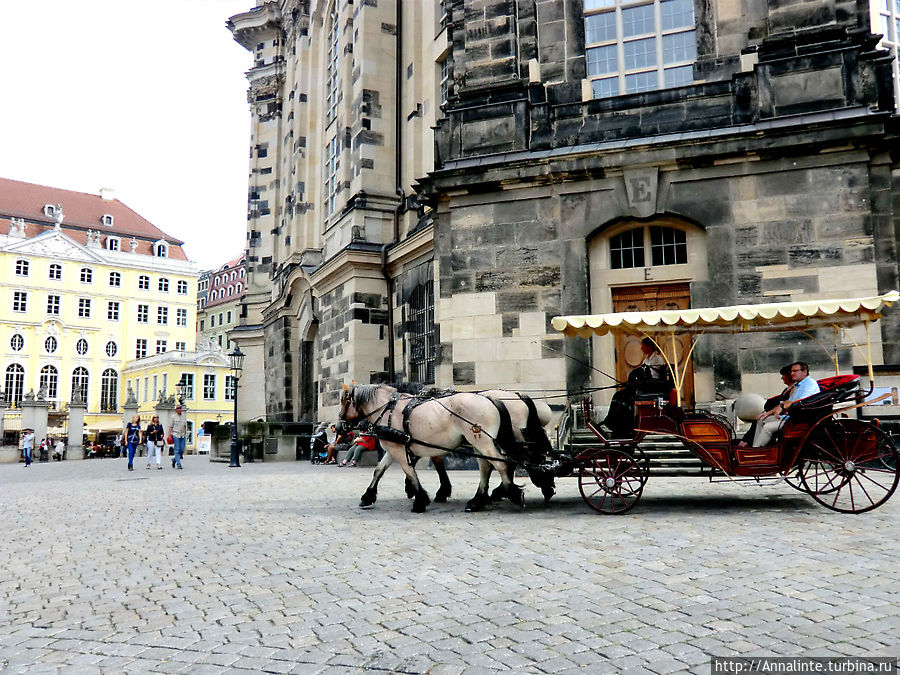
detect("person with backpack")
(122, 415), (143, 472)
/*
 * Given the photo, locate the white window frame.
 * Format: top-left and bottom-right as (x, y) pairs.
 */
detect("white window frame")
(13, 291), (27, 313)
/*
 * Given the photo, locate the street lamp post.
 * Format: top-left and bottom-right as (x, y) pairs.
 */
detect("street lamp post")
(228, 346), (244, 468)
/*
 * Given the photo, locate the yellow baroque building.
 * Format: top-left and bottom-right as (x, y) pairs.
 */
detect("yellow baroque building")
(121, 344), (235, 453)
(0, 178), (198, 439)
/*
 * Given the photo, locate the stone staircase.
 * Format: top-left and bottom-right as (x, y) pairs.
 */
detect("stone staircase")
(562, 428), (718, 477)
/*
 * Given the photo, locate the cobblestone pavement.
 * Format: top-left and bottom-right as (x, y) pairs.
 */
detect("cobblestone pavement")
(1, 457), (898, 674)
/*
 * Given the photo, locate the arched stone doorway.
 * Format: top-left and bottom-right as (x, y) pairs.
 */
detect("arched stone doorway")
(588, 217), (709, 404)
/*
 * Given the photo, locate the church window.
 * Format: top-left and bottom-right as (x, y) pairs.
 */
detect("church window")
(48, 264), (62, 280)
(585, 0), (696, 98)
(325, 2), (340, 121)
(15, 259), (29, 276)
(610, 225), (688, 269)
(100, 369), (118, 411)
(39, 365), (58, 400)
(325, 134), (340, 217)
(409, 280), (435, 384)
(5, 364), (24, 407)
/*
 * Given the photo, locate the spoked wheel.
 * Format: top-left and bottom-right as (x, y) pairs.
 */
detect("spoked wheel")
(578, 449), (645, 514)
(799, 419), (900, 513)
(626, 445), (650, 485)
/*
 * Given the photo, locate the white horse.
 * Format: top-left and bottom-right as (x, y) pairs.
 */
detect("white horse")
(340, 383), (526, 512)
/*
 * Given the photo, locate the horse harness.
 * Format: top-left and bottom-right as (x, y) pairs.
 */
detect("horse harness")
(369, 391), (512, 466)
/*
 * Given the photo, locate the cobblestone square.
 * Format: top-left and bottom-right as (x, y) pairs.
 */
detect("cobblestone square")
(2, 458), (898, 673)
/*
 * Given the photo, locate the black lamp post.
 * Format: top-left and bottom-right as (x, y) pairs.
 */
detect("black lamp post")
(175, 377), (187, 406)
(228, 346), (244, 467)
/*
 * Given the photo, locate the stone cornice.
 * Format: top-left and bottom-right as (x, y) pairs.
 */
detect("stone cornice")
(386, 224), (434, 272)
(307, 247), (383, 297)
(227, 2), (283, 51)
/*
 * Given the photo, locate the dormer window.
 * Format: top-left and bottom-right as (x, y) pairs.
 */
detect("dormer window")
(43, 204), (58, 218)
(107, 237), (121, 252)
(154, 241), (169, 258)
(101, 214), (114, 227)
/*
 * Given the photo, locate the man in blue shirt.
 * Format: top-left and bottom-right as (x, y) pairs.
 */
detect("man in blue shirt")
(752, 361), (820, 447)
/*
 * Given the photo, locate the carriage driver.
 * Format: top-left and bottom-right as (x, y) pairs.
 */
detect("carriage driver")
(600, 337), (668, 437)
(751, 361), (820, 447)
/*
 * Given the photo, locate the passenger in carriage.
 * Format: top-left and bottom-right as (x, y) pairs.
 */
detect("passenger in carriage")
(751, 361), (820, 447)
(737, 365), (794, 449)
(601, 337), (668, 437)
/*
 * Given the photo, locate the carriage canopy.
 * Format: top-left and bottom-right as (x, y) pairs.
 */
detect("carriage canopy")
(550, 291), (900, 338)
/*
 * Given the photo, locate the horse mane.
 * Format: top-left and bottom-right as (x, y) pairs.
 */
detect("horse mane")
(353, 381), (455, 408)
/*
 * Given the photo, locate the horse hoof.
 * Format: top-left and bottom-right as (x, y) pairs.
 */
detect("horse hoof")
(360, 489), (377, 508)
(541, 486), (556, 503)
(464, 502), (485, 512)
(434, 490), (450, 503)
(490, 485), (506, 503)
(412, 502), (428, 513)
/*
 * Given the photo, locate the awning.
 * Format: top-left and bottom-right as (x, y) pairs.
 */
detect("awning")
(550, 291), (900, 338)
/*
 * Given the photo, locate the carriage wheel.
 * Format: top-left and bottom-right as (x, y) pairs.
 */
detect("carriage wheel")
(625, 445), (650, 485)
(578, 449), (645, 514)
(799, 419), (900, 513)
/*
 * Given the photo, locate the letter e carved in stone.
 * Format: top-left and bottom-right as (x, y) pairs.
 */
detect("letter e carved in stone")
(623, 168), (659, 219)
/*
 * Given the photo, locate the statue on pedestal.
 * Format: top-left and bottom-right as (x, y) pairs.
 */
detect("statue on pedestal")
(53, 204), (64, 230)
(24, 389), (36, 402)
(125, 385), (137, 406)
(37, 383), (48, 401)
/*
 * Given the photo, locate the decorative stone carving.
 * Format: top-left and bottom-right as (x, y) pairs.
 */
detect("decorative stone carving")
(125, 385), (137, 406)
(71, 388), (84, 406)
(129, 237), (138, 252)
(24, 389), (35, 402)
(85, 229), (101, 247)
(37, 384), (47, 401)
(52, 204), (64, 230)
(9, 217), (26, 237)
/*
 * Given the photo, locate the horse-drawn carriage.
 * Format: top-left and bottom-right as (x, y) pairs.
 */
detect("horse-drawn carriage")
(552, 291), (900, 514)
(340, 292), (900, 515)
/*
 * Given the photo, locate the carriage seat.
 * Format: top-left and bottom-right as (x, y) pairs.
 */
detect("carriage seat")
(788, 374), (860, 419)
(634, 380), (676, 400)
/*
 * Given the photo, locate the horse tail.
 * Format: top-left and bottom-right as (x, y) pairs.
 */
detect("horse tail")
(518, 393), (553, 457)
(487, 396), (517, 457)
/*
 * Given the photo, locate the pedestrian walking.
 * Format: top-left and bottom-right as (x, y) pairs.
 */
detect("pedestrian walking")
(123, 415), (143, 472)
(21, 428), (35, 467)
(168, 405), (187, 469)
(53, 438), (65, 461)
(145, 415), (164, 470)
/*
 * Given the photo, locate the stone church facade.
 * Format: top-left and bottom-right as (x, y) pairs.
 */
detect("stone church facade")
(228, 0), (900, 424)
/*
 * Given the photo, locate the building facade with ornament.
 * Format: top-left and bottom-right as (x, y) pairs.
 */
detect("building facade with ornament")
(226, 0), (900, 428)
(0, 178), (199, 444)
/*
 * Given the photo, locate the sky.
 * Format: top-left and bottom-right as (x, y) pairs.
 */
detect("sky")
(0, 0), (255, 271)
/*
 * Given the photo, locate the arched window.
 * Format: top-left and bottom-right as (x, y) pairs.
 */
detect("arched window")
(40, 365), (58, 399)
(237, 283), (243, 293)
(80, 267), (93, 283)
(155, 242), (169, 258)
(231, 271), (236, 281)
(609, 225), (687, 269)
(227, 285), (234, 296)
(100, 369), (118, 411)
(48, 263), (62, 280)
(409, 280), (435, 384)
(71, 367), (89, 402)
(15, 259), (29, 276)
(4, 364), (24, 407)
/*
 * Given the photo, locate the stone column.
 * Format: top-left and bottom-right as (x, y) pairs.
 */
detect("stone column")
(155, 396), (177, 443)
(21, 396), (51, 459)
(67, 398), (86, 460)
(0, 397), (7, 445)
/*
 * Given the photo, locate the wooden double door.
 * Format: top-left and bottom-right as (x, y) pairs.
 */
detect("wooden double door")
(611, 283), (694, 405)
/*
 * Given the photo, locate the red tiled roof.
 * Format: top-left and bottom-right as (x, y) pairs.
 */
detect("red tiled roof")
(0, 177), (187, 261)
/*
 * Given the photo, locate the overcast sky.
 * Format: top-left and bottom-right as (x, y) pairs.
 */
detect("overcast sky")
(0, 0), (255, 271)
